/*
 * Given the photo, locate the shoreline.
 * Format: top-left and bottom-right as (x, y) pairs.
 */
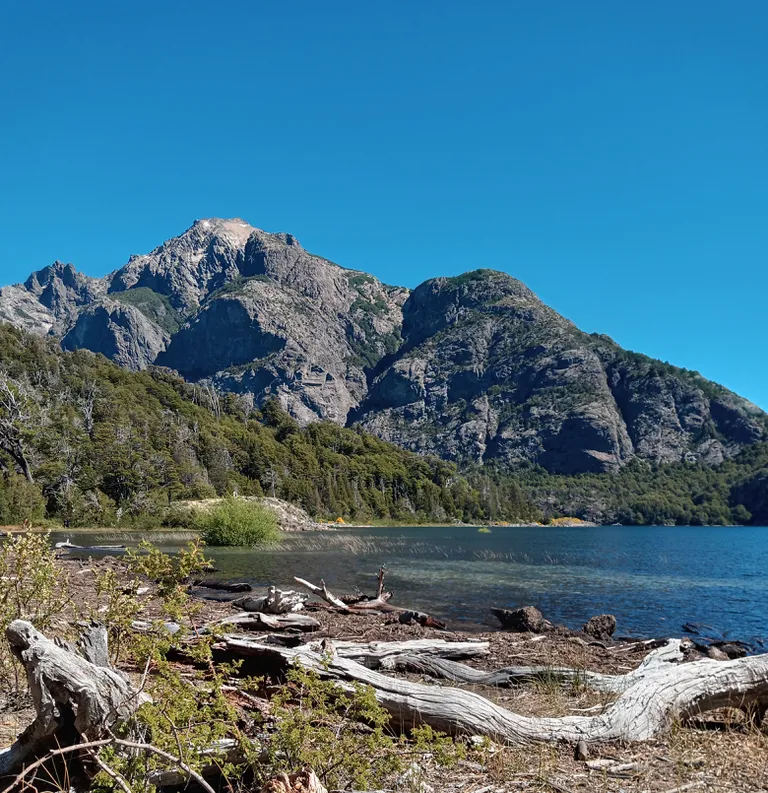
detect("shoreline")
(2, 553), (762, 791)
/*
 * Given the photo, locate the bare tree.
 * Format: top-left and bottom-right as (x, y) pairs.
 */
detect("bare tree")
(0, 372), (36, 482)
(77, 381), (98, 436)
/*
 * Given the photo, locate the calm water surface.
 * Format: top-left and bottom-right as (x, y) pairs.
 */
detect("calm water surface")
(56, 525), (768, 643)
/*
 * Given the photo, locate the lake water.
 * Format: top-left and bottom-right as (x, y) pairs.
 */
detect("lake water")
(55, 525), (768, 645)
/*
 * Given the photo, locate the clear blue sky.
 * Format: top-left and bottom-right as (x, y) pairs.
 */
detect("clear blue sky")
(1, 1), (766, 408)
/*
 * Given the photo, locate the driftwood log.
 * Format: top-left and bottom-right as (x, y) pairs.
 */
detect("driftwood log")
(194, 579), (253, 593)
(216, 612), (320, 632)
(380, 647), (684, 693)
(294, 572), (446, 629)
(233, 586), (309, 614)
(0, 620), (148, 777)
(307, 638), (490, 667)
(218, 636), (768, 744)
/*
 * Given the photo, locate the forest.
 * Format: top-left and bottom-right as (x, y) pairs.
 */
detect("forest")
(0, 323), (765, 528)
(0, 325), (536, 526)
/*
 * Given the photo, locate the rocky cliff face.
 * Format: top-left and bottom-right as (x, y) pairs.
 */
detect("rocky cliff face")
(61, 300), (171, 371)
(352, 270), (767, 473)
(1, 221), (765, 474)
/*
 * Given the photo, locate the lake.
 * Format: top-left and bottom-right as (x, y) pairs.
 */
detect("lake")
(55, 525), (768, 645)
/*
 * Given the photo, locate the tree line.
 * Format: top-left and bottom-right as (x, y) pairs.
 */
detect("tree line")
(0, 323), (764, 528)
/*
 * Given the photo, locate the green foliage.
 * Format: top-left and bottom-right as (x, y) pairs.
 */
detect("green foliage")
(192, 497), (281, 547)
(0, 532), (73, 693)
(0, 474), (46, 525)
(0, 323), (534, 525)
(0, 321), (764, 528)
(263, 663), (463, 790)
(93, 541), (245, 791)
(207, 274), (274, 301)
(110, 287), (183, 334)
(508, 443), (768, 526)
(447, 269), (497, 287)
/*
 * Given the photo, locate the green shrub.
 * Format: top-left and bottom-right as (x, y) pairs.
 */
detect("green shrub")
(262, 663), (463, 790)
(0, 532), (73, 693)
(193, 497), (281, 546)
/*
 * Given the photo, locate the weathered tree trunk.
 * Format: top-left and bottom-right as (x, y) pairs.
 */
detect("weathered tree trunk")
(0, 620), (148, 776)
(306, 638), (490, 667)
(219, 637), (768, 745)
(216, 611), (320, 632)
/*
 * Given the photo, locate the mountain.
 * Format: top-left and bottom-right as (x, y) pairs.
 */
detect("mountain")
(353, 270), (766, 473)
(1, 219), (765, 477)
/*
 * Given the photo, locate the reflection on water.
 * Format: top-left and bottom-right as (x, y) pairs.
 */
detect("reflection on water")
(53, 525), (768, 642)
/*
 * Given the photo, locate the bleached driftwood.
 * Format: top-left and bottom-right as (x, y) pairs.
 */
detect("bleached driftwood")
(294, 577), (350, 610)
(308, 638), (490, 667)
(233, 586), (309, 614)
(0, 620), (148, 776)
(216, 611), (320, 632)
(380, 642), (685, 693)
(218, 637), (768, 744)
(384, 653), (622, 689)
(294, 572), (446, 628)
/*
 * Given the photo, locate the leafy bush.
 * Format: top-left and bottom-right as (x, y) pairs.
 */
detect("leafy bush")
(262, 663), (463, 790)
(0, 532), (73, 693)
(193, 497), (281, 546)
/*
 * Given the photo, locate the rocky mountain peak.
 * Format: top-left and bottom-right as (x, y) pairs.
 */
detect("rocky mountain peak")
(107, 218), (260, 311)
(20, 260), (106, 333)
(1, 220), (765, 476)
(402, 269), (546, 348)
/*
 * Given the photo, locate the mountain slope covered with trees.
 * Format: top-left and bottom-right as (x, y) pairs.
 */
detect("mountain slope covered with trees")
(0, 324), (536, 526)
(0, 323), (765, 526)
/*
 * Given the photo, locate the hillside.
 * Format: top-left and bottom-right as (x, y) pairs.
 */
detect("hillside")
(0, 218), (765, 479)
(0, 324), (535, 527)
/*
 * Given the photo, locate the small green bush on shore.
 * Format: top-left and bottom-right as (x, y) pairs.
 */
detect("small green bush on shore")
(192, 497), (281, 546)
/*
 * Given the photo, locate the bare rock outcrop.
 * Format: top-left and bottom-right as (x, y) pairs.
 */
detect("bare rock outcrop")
(62, 299), (170, 370)
(353, 270), (766, 474)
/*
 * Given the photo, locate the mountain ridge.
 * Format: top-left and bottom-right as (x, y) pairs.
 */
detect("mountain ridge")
(1, 218), (764, 475)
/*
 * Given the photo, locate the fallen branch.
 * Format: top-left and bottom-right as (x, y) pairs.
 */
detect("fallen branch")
(294, 577), (350, 610)
(293, 573), (445, 628)
(217, 638), (768, 744)
(87, 750), (135, 793)
(383, 653), (622, 690)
